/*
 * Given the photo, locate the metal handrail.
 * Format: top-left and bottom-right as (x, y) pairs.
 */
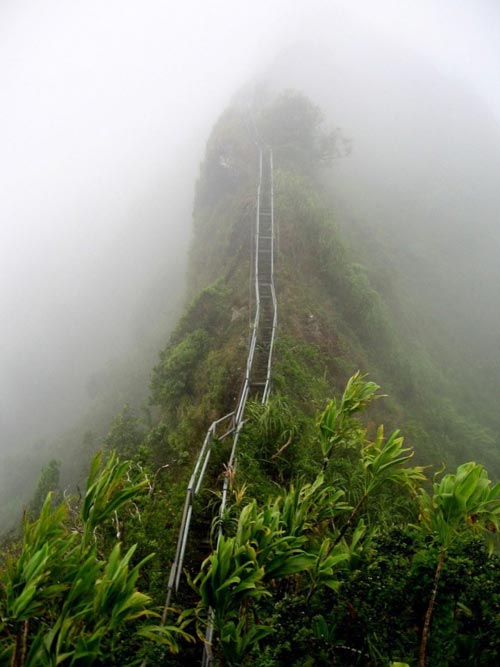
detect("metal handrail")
(218, 146), (263, 525)
(202, 147), (277, 666)
(161, 410), (235, 620)
(161, 149), (265, 621)
(156, 145), (277, 667)
(262, 149), (277, 404)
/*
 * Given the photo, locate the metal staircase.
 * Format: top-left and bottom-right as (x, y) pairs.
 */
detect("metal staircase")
(213, 146), (276, 545)
(156, 146), (277, 665)
(250, 147), (277, 403)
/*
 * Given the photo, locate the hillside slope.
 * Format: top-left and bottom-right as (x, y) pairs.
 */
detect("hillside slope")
(141, 91), (500, 665)
(130, 92), (500, 600)
(4, 91), (500, 667)
(152, 91), (498, 477)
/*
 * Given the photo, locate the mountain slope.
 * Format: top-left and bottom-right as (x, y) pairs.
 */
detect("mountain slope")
(156, 91), (498, 476)
(142, 90), (500, 665)
(3, 89), (500, 667)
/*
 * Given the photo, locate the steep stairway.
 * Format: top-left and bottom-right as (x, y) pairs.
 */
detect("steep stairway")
(155, 147), (277, 659)
(249, 147), (277, 402)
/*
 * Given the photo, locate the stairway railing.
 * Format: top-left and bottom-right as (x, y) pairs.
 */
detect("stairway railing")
(202, 147), (276, 665)
(161, 410), (235, 618)
(261, 149), (277, 404)
(157, 146), (276, 666)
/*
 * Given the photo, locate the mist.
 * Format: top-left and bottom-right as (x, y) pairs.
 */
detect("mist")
(2, 0), (500, 524)
(265, 26), (500, 344)
(0, 0), (285, 515)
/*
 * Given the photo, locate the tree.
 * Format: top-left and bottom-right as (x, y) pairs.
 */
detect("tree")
(417, 462), (500, 666)
(103, 406), (144, 459)
(259, 90), (350, 172)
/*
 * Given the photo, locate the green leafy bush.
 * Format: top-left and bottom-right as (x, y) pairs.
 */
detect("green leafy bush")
(0, 452), (191, 666)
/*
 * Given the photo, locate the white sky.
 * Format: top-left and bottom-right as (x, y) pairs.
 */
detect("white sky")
(1, 0), (499, 293)
(343, 0), (500, 118)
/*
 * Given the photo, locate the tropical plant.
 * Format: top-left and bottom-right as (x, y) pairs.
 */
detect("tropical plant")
(0, 452), (191, 666)
(193, 533), (271, 665)
(318, 371), (381, 471)
(320, 375), (425, 543)
(190, 456), (370, 667)
(417, 462), (500, 666)
(244, 394), (301, 482)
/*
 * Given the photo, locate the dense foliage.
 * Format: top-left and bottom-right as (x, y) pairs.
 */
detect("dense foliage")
(188, 376), (500, 667)
(3, 90), (500, 666)
(0, 452), (190, 666)
(3, 377), (500, 666)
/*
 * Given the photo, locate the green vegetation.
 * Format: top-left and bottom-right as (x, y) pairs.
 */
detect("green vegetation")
(186, 375), (500, 667)
(2, 89), (500, 665)
(4, 376), (500, 666)
(0, 452), (190, 666)
(27, 460), (61, 519)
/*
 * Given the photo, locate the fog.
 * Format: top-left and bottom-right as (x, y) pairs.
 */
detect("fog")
(264, 24), (500, 349)
(1, 0), (500, 522)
